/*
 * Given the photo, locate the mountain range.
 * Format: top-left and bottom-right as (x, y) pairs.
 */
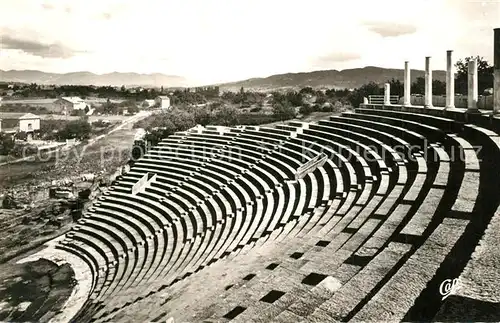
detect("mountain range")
(0, 70), (189, 87)
(215, 66), (447, 91)
(0, 66), (447, 90)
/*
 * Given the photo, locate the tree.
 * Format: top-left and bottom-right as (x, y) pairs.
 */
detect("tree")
(315, 96), (327, 105)
(272, 102), (296, 121)
(214, 106), (240, 126)
(347, 82), (383, 108)
(432, 80), (446, 96)
(194, 108), (212, 126)
(411, 77), (425, 95)
(410, 77), (446, 96)
(58, 119), (92, 140)
(455, 56), (493, 95)
(387, 78), (404, 96)
(285, 91), (303, 106)
(299, 104), (315, 116)
(128, 105), (139, 114)
(0, 134), (15, 155)
(169, 108), (196, 130)
(299, 87), (315, 95)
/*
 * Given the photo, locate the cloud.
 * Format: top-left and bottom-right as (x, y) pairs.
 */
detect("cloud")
(316, 52), (362, 64)
(363, 21), (417, 37)
(0, 34), (76, 58)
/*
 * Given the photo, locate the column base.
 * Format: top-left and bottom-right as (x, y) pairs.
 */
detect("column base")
(444, 105), (455, 110)
(424, 105), (433, 109)
(466, 108), (482, 114)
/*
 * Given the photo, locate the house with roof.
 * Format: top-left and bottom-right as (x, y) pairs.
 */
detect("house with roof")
(0, 113), (41, 140)
(142, 99), (156, 109)
(18, 113), (40, 133)
(53, 96), (88, 114)
(155, 96), (171, 111)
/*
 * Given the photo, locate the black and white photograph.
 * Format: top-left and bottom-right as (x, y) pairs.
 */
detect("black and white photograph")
(0, 0), (499, 322)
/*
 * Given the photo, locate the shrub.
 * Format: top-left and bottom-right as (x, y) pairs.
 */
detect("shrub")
(58, 119), (92, 140)
(272, 102), (296, 121)
(299, 105), (315, 115)
(10, 143), (38, 157)
(0, 134), (15, 155)
(70, 109), (86, 116)
(213, 106), (240, 126)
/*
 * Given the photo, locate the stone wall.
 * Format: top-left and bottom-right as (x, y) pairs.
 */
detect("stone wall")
(400, 95), (494, 110)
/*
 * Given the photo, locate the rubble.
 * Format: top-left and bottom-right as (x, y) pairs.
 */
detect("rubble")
(2, 195), (18, 209)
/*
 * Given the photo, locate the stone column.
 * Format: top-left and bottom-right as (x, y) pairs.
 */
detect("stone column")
(404, 61), (411, 106)
(363, 97), (368, 104)
(384, 83), (391, 105)
(424, 56), (433, 108)
(467, 58), (479, 112)
(494, 28), (500, 113)
(446, 50), (455, 109)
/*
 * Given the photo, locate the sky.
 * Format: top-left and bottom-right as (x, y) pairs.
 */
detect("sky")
(0, 0), (499, 86)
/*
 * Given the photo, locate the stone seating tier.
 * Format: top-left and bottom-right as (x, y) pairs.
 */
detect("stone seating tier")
(44, 108), (500, 322)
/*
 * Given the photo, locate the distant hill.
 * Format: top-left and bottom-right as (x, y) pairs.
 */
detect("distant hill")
(216, 66), (447, 91)
(0, 70), (189, 87)
(1, 66), (448, 90)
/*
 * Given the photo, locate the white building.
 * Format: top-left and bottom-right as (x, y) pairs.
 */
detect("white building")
(53, 96), (88, 114)
(142, 99), (156, 108)
(0, 113), (40, 140)
(19, 113), (41, 132)
(155, 96), (171, 110)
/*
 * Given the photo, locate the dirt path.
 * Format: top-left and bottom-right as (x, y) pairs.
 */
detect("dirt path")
(0, 111), (150, 191)
(0, 110), (150, 168)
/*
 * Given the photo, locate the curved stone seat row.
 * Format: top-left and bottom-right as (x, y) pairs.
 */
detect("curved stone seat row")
(160, 108), (491, 323)
(221, 109), (486, 322)
(57, 105), (499, 323)
(137, 119), (414, 323)
(130, 116), (414, 322)
(74, 117), (408, 322)
(64, 125), (358, 321)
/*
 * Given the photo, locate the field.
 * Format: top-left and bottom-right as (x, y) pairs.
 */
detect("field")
(0, 112), (131, 122)
(1, 98), (126, 105)
(0, 113), (146, 321)
(0, 119), (137, 190)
